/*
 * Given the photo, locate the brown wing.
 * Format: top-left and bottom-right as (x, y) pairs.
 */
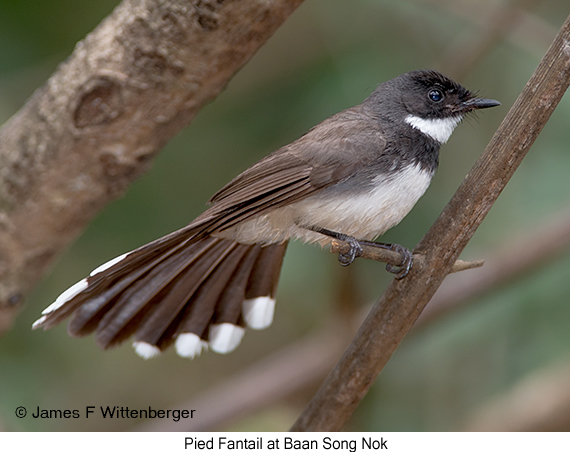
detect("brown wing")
(193, 105), (385, 235)
(194, 149), (354, 235)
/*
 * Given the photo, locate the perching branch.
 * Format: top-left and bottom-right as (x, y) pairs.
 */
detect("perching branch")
(291, 13), (570, 432)
(330, 240), (484, 274)
(0, 0), (304, 332)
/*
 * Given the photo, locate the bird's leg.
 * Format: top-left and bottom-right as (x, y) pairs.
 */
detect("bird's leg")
(302, 225), (363, 266)
(359, 240), (414, 279)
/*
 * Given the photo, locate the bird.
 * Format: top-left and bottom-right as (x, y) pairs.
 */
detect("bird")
(33, 70), (500, 360)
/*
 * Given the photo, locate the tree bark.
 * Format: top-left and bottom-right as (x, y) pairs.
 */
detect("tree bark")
(291, 13), (570, 432)
(0, 0), (305, 331)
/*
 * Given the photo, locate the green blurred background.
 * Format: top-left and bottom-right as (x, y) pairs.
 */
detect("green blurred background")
(1, 0), (570, 432)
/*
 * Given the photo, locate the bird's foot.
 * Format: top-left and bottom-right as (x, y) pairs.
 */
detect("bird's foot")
(361, 241), (414, 279)
(300, 224), (363, 266)
(337, 235), (363, 266)
(301, 224), (412, 275)
(385, 243), (413, 279)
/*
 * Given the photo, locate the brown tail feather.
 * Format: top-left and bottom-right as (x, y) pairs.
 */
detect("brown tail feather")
(34, 227), (288, 359)
(33, 225), (203, 333)
(171, 242), (250, 340)
(92, 238), (222, 348)
(211, 245), (262, 326)
(245, 243), (288, 301)
(130, 239), (240, 346)
(67, 236), (202, 338)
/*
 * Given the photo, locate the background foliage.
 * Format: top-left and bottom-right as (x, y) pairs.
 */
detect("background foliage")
(1, 0), (569, 431)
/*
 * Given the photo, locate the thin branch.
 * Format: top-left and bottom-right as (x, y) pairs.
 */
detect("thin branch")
(330, 240), (484, 274)
(291, 13), (570, 432)
(0, 0), (304, 332)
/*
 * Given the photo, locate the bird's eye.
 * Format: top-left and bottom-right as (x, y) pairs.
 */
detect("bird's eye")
(428, 89), (443, 102)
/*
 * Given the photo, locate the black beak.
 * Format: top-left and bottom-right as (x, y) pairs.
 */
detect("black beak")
(462, 97), (501, 110)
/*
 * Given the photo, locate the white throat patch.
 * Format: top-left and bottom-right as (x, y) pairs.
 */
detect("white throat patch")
(405, 114), (463, 144)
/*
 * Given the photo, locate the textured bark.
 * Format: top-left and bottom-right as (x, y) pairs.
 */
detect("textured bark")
(291, 13), (570, 432)
(0, 0), (305, 331)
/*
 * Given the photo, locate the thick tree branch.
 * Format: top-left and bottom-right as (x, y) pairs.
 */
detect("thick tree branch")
(0, 0), (304, 331)
(291, 14), (570, 432)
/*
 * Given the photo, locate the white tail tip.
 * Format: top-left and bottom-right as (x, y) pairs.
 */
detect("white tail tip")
(208, 323), (245, 354)
(133, 341), (161, 359)
(242, 296), (275, 330)
(89, 252), (128, 277)
(32, 316), (47, 330)
(175, 333), (208, 359)
(41, 278), (89, 315)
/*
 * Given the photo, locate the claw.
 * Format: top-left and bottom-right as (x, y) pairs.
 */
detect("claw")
(338, 236), (363, 266)
(358, 240), (414, 279)
(385, 244), (414, 279)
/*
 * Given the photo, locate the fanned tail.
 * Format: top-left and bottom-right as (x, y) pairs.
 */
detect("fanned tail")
(33, 228), (287, 359)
